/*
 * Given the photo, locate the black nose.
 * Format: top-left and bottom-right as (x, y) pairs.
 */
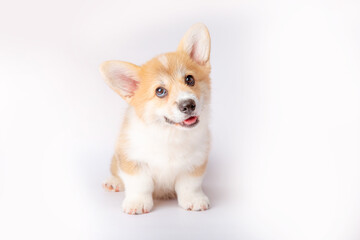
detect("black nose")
(178, 99), (196, 115)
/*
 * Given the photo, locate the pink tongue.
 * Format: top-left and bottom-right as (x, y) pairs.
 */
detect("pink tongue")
(183, 116), (198, 125)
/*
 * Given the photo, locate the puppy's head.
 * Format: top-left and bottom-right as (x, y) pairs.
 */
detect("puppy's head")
(100, 23), (211, 129)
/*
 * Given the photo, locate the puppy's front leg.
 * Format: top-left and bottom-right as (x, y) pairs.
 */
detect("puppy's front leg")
(121, 171), (154, 215)
(175, 166), (210, 211)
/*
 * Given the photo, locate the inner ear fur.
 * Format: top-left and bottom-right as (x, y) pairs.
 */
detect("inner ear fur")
(100, 60), (141, 102)
(177, 23), (211, 65)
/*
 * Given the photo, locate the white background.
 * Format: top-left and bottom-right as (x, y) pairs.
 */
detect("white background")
(1, 0), (360, 239)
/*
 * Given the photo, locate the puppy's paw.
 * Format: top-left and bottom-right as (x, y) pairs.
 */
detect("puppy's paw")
(122, 196), (153, 215)
(102, 176), (124, 192)
(178, 193), (210, 211)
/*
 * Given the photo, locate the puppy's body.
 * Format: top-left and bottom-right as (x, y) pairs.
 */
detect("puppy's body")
(116, 106), (210, 199)
(101, 24), (212, 214)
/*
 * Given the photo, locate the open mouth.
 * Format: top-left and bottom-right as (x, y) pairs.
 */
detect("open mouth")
(164, 116), (199, 128)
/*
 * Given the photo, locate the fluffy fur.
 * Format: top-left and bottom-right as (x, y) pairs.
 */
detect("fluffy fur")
(100, 23), (212, 214)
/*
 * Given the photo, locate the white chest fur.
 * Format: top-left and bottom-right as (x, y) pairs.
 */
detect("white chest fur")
(123, 108), (210, 192)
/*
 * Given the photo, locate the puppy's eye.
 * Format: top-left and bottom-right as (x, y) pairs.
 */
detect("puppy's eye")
(155, 87), (168, 98)
(185, 75), (195, 86)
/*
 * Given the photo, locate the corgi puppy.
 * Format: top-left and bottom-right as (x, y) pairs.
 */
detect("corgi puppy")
(100, 23), (211, 214)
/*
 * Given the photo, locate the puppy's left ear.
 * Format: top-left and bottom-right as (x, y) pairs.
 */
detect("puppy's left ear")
(177, 23), (211, 65)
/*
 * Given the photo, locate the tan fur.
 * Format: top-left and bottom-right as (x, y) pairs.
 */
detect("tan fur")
(110, 155), (119, 176)
(113, 152), (140, 175)
(99, 61), (141, 103)
(101, 24), (212, 212)
(190, 159), (208, 177)
(130, 52), (211, 119)
(108, 52), (211, 181)
(112, 114), (141, 175)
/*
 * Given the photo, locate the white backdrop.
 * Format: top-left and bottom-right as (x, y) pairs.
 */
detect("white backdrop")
(1, 0), (359, 239)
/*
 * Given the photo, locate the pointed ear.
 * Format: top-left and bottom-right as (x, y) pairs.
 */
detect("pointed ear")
(100, 61), (140, 102)
(177, 23), (211, 65)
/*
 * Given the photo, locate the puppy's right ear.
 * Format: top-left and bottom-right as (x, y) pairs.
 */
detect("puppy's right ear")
(100, 61), (140, 102)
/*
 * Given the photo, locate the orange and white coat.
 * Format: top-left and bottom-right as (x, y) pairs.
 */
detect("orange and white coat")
(100, 23), (212, 214)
